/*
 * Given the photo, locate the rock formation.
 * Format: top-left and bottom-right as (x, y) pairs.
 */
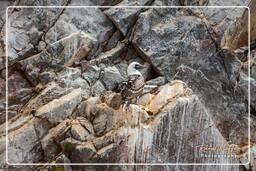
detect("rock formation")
(0, 0), (255, 171)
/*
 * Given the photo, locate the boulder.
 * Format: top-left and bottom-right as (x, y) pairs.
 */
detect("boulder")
(35, 88), (82, 124)
(45, 6), (114, 57)
(41, 119), (71, 161)
(102, 66), (124, 90)
(104, 0), (154, 36)
(132, 9), (217, 80)
(6, 0), (69, 61)
(0, 72), (33, 124)
(70, 124), (93, 141)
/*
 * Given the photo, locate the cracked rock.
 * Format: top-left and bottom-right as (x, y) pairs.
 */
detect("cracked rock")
(35, 88), (82, 124)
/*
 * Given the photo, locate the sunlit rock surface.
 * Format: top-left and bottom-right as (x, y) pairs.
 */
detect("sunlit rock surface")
(0, 1), (255, 170)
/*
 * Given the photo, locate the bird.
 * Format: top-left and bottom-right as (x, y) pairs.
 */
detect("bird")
(119, 62), (146, 110)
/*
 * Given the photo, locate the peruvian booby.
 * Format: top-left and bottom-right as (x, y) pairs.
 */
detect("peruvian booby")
(120, 62), (146, 108)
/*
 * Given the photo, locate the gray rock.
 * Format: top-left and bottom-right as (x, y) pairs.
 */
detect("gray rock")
(56, 67), (91, 98)
(21, 82), (73, 115)
(35, 88), (82, 124)
(105, 93), (122, 110)
(173, 65), (251, 144)
(19, 31), (96, 79)
(70, 124), (92, 141)
(7, 117), (44, 164)
(132, 9), (217, 80)
(24, 64), (40, 86)
(104, 0), (154, 36)
(7, 0), (68, 61)
(0, 72), (33, 124)
(102, 66), (123, 90)
(41, 119), (71, 161)
(82, 65), (101, 86)
(146, 76), (167, 86)
(39, 71), (56, 85)
(180, 0), (209, 5)
(91, 80), (106, 97)
(106, 30), (123, 50)
(45, 6), (114, 57)
(78, 117), (95, 135)
(70, 142), (96, 163)
(92, 104), (114, 137)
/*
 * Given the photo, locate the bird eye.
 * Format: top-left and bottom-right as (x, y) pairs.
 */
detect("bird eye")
(135, 64), (140, 69)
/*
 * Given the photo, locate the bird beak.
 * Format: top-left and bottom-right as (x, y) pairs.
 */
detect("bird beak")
(139, 65), (147, 69)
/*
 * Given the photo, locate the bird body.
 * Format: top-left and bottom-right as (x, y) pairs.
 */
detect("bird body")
(120, 62), (145, 108)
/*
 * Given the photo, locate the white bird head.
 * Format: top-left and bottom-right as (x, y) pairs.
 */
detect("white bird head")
(127, 62), (145, 76)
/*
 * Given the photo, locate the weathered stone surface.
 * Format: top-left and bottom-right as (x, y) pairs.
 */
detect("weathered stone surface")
(70, 124), (93, 141)
(7, 117), (44, 164)
(102, 66), (124, 90)
(45, 6), (114, 58)
(132, 9), (217, 80)
(146, 76), (167, 86)
(6, 1), (68, 61)
(106, 30), (123, 50)
(105, 93), (122, 110)
(35, 88), (82, 124)
(41, 119), (71, 161)
(221, 1), (254, 50)
(92, 104), (115, 137)
(104, 0), (153, 36)
(39, 71), (56, 85)
(0, 72), (33, 124)
(78, 117), (95, 135)
(70, 142), (97, 163)
(82, 65), (101, 86)
(91, 80), (106, 97)
(19, 31), (96, 83)
(173, 65), (253, 144)
(0, 1), (254, 170)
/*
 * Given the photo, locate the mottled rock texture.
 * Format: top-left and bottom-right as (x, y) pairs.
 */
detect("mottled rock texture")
(0, 0), (255, 171)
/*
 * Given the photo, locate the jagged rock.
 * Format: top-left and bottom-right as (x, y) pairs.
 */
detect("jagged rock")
(70, 124), (93, 141)
(57, 67), (81, 83)
(19, 31), (96, 81)
(92, 104), (114, 137)
(82, 65), (101, 86)
(7, 0), (68, 61)
(102, 66), (123, 90)
(238, 72), (256, 109)
(78, 117), (95, 135)
(106, 30), (123, 50)
(221, 0), (254, 50)
(132, 9), (217, 80)
(70, 142), (97, 163)
(39, 71), (56, 85)
(45, 6), (114, 57)
(180, 0), (208, 5)
(105, 93), (122, 110)
(24, 64), (40, 86)
(35, 88), (82, 124)
(41, 119), (71, 161)
(91, 80), (106, 97)
(146, 76), (167, 86)
(7, 117), (45, 164)
(104, 0), (153, 36)
(173, 65), (253, 144)
(21, 82), (73, 115)
(56, 67), (91, 99)
(0, 72), (33, 124)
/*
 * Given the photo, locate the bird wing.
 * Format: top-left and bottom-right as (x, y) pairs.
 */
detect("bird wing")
(120, 74), (145, 101)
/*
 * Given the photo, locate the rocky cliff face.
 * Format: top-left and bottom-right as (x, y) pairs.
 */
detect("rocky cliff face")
(0, 0), (256, 170)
